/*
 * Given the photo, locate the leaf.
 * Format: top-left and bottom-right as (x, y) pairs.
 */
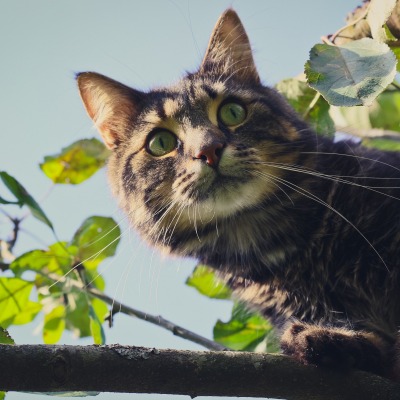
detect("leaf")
(70, 216), (121, 269)
(89, 298), (108, 345)
(0, 278), (34, 328)
(0, 391), (5, 400)
(367, 0), (397, 43)
(186, 265), (232, 299)
(305, 38), (397, 106)
(43, 305), (66, 344)
(11, 243), (75, 277)
(362, 138), (400, 151)
(390, 47), (400, 71)
(0, 171), (54, 230)
(0, 327), (15, 345)
(368, 89), (400, 132)
(276, 78), (335, 137)
(40, 138), (110, 184)
(213, 302), (279, 353)
(12, 300), (42, 325)
(64, 292), (91, 338)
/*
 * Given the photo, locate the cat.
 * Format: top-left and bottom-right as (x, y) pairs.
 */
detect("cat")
(77, 9), (400, 379)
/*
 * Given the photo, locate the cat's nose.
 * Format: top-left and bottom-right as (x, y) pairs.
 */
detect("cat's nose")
(195, 142), (224, 168)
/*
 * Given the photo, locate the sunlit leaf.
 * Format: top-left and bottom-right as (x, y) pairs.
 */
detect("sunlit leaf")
(367, 0), (397, 43)
(213, 302), (279, 353)
(0, 278), (34, 328)
(12, 301), (42, 325)
(276, 78), (335, 136)
(390, 47), (400, 71)
(0, 171), (54, 230)
(186, 265), (231, 299)
(0, 327), (15, 345)
(40, 138), (110, 184)
(89, 298), (108, 345)
(43, 305), (66, 344)
(70, 216), (121, 269)
(305, 38), (397, 106)
(11, 243), (75, 277)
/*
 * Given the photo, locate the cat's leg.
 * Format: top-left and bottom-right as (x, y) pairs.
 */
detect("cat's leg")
(280, 322), (391, 376)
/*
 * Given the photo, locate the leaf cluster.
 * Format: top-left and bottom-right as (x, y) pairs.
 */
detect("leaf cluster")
(0, 139), (119, 348)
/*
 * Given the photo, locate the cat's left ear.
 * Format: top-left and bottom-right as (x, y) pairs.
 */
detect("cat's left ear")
(200, 9), (260, 84)
(77, 72), (144, 149)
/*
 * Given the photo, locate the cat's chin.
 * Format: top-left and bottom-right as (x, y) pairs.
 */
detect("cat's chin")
(189, 175), (270, 220)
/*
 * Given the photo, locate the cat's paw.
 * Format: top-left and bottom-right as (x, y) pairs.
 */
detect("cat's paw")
(280, 322), (387, 375)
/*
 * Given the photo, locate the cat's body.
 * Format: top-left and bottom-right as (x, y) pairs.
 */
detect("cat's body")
(78, 10), (400, 378)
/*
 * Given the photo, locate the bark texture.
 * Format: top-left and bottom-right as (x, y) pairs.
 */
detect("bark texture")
(1, 345), (400, 400)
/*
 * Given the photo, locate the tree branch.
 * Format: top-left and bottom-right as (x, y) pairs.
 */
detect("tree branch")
(45, 272), (226, 351)
(0, 345), (399, 399)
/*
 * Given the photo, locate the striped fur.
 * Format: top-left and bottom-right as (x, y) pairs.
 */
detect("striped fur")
(77, 9), (400, 378)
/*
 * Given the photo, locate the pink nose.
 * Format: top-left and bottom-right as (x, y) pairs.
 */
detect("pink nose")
(195, 142), (224, 167)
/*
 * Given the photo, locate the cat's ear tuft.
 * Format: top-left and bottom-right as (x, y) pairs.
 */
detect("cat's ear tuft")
(77, 72), (143, 149)
(200, 9), (260, 84)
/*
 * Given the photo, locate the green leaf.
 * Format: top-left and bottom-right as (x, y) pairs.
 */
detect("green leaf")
(12, 300), (42, 325)
(65, 292), (91, 338)
(89, 298), (108, 345)
(0, 327), (15, 345)
(0, 278), (34, 328)
(186, 265), (232, 299)
(367, 0), (397, 43)
(276, 78), (335, 137)
(369, 89), (400, 132)
(43, 305), (66, 344)
(0, 391), (5, 400)
(11, 243), (75, 277)
(305, 38), (397, 106)
(0, 171), (54, 230)
(390, 47), (400, 71)
(40, 138), (110, 184)
(362, 137), (400, 151)
(70, 216), (121, 269)
(213, 302), (279, 352)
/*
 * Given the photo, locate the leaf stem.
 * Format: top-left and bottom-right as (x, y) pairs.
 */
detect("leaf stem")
(302, 92), (321, 119)
(330, 4), (370, 44)
(391, 80), (400, 90)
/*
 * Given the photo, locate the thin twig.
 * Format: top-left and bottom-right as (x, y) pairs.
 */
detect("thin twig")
(43, 271), (226, 351)
(330, 4), (370, 44)
(8, 218), (21, 252)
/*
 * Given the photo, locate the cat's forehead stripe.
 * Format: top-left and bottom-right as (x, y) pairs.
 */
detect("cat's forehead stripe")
(163, 98), (181, 118)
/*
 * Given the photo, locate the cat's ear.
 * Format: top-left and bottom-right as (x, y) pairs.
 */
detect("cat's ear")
(200, 9), (260, 84)
(77, 72), (143, 149)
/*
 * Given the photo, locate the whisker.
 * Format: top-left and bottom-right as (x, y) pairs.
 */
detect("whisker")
(258, 172), (390, 273)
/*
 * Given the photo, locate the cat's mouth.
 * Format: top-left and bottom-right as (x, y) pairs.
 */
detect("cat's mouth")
(180, 167), (267, 219)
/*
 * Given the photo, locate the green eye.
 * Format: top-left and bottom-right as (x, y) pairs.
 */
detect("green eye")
(218, 102), (247, 126)
(147, 130), (178, 157)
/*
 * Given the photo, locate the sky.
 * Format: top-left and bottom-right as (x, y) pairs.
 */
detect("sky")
(1, 1), (360, 400)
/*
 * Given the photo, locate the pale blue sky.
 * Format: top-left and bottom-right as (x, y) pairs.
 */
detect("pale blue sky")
(1, 1), (359, 399)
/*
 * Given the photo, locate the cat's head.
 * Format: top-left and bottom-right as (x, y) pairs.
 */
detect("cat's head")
(77, 9), (313, 260)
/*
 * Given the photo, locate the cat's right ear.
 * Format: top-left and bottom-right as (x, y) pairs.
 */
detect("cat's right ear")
(76, 72), (143, 149)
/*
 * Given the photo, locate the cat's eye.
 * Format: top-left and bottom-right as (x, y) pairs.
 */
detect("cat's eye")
(147, 130), (178, 157)
(218, 102), (247, 127)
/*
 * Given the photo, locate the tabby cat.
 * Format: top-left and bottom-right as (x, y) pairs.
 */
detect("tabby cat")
(77, 9), (400, 379)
